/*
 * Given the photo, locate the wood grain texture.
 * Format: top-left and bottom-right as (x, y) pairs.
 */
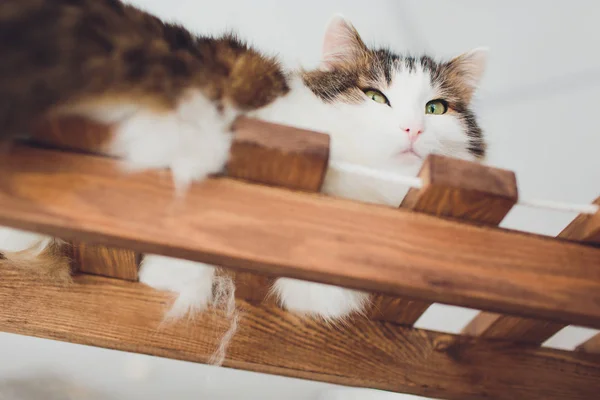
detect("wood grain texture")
(389, 155), (518, 325)
(228, 117), (330, 191)
(31, 116), (116, 155)
(463, 197), (600, 343)
(0, 269), (599, 400)
(32, 116), (331, 192)
(559, 197), (600, 244)
(229, 270), (276, 305)
(368, 296), (431, 325)
(401, 154), (518, 225)
(461, 312), (565, 343)
(72, 242), (139, 281)
(577, 333), (600, 354)
(1, 146), (600, 328)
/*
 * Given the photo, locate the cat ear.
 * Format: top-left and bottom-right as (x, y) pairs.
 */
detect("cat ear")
(320, 15), (367, 70)
(447, 47), (489, 102)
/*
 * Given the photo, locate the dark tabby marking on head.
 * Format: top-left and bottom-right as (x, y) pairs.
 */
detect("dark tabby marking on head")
(0, 0), (289, 140)
(301, 24), (486, 158)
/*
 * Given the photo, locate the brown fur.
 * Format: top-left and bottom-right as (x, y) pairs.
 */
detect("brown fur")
(0, 0), (289, 140)
(0, 239), (72, 284)
(301, 24), (373, 104)
(0, 0), (291, 283)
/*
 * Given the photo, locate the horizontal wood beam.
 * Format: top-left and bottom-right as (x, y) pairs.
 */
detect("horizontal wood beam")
(0, 268), (598, 400)
(463, 197), (600, 343)
(394, 154), (518, 325)
(1, 146), (600, 328)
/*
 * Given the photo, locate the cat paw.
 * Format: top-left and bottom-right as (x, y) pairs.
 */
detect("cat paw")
(109, 91), (237, 190)
(139, 255), (216, 320)
(272, 277), (370, 321)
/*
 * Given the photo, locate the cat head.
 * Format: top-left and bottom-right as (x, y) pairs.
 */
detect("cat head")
(302, 15), (488, 174)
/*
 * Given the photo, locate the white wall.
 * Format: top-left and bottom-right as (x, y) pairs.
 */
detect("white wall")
(1, 1), (599, 399)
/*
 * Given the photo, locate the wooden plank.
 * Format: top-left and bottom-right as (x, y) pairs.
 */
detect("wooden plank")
(461, 312), (565, 343)
(31, 115), (115, 155)
(72, 242), (139, 281)
(1, 147), (600, 328)
(31, 117), (140, 281)
(463, 197), (600, 343)
(560, 198), (600, 244)
(31, 115), (329, 281)
(385, 155), (518, 325)
(368, 296), (431, 325)
(0, 269), (599, 400)
(401, 154), (518, 225)
(577, 333), (600, 354)
(227, 117), (330, 192)
(32, 116), (331, 193)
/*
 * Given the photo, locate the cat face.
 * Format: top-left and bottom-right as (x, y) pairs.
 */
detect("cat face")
(302, 16), (487, 173)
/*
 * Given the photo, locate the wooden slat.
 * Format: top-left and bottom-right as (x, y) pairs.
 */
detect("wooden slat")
(32, 115), (332, 194)
(386, 155), (518, 324)
(31, 115), (115, 155)
(31, 116), (330, 282)
(1, 269), (599, 400)
(227, 117), (330, 191)
(577, 333), (600, 354)
(72, 242), (139, 281)
(560, 197), (600, 244)
(463, 197), (600, 343)
(31, 116), (138, 281)
(1, 146), (600, 328)
(400, 154), (518, 225)
(462, 312), (565, 343)
(368, 296), (431, 325)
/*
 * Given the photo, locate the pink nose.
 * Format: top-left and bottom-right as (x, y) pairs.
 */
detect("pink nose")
(402, 127), (423, 136)
(402, 126), (424, 143)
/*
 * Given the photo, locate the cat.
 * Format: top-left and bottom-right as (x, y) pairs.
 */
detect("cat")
(0, 0), (487, 321)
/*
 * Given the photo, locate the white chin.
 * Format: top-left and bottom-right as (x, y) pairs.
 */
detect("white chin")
(394, 152), (424, 165)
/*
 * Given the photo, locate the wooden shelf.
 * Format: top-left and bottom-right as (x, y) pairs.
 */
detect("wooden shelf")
(1, 117), (599, 400)
(1, 145), (600, 328)
(1, 268), (598, 400)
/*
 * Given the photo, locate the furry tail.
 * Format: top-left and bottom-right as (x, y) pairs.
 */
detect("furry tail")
(0, 235), (72, 284)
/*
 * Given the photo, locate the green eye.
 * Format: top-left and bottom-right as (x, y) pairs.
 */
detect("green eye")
(364, 89), (389, 105)
(425, 99), (448, 115)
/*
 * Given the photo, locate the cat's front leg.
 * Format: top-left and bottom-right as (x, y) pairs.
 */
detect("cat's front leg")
(107, 90), (237, 191)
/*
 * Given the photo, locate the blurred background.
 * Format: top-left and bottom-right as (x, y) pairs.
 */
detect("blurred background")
(1, 1), (598, 399)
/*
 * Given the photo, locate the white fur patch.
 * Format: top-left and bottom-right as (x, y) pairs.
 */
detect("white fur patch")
(0, 227), (52, 254)
(272, 278), (370, 321)
(85, 90), (237, 191)
(138, 255), (216, 320)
